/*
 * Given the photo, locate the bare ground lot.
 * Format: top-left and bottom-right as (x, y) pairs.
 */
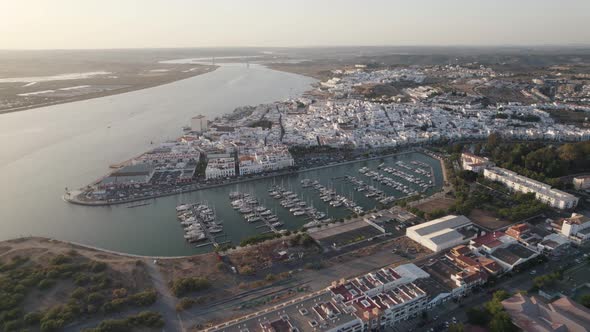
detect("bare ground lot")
(414, 196), (456, 213)
(468, 208), (513, 230)
(267, 62), (340, 81)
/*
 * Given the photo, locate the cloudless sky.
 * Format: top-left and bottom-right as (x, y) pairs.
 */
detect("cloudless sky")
(2, 0), (589, 49)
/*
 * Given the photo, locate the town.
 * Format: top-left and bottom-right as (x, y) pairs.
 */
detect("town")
(194, 149), (590, 332)
(3, 1), (590, 331)
(58, 62), (590, 332)
(67, 64), (590, 206)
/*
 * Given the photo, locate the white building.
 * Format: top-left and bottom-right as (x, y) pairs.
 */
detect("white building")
(573, 175), (590, 190)
(328, 263), (431, 331)
(191, 114), (208, 133)
(238, 146), (295, 176)
(483, 167), (579, 209)
(461, 153), (494, 173)
(205, 153), (235, 180)
(406, 215), (475, 252)
(560, 213), (590, 244)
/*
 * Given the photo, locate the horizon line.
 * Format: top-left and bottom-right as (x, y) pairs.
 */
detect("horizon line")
(1, 43), (590, 52)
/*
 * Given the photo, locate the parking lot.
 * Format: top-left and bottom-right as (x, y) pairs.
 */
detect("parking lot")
(309, 219), (385, 250)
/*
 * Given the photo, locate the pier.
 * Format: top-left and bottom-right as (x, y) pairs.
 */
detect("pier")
(176, 203), (226, 248)
(230, 192), (283, 234)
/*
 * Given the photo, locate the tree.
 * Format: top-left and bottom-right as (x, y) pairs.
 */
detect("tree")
(466, 308), (489, 326)
(489, 311), (516, 332)
(448, 323), (465, 332)
(579, 294), (590, 309)
(493, 290), (511, 302)
(485, 299), (505, 316)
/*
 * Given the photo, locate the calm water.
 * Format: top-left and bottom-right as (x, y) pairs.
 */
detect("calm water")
(0, 63), (313, 256)
(0, 63), (441, 257)
(178, 152), (443, 254)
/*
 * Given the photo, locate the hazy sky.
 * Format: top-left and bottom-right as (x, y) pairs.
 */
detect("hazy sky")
(2, 0), (589, 49)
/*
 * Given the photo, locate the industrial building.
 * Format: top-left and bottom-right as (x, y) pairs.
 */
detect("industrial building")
(406, 215), (475, 252)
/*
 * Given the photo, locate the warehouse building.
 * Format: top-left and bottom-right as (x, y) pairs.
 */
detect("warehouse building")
(406, 215), (476, 252)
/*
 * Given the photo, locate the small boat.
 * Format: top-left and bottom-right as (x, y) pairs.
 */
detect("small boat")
(176, 204), (190, 212)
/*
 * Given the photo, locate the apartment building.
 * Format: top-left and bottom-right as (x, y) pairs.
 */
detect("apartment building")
(205, 153), (236, 180)
(483, 167), (579, 209)
(460, 152), (494, 173)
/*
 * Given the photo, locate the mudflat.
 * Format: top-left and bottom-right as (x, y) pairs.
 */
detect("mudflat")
(0, 49), (219, 113)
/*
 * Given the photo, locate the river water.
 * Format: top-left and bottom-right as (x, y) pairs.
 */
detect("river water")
(0, 63), (313, 256)
(0, 63), (442, 256)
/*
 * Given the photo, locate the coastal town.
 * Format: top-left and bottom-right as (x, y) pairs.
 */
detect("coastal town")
(68, 64), (590, 206)
(3, 1), (590, 331)
(8, 58), (590, 332)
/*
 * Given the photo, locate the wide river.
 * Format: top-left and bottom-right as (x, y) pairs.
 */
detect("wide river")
(0, 63), (315, 256)
(0, 63), (443, 256)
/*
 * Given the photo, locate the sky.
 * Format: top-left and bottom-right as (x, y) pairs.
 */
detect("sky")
(1, 0), (589, 49)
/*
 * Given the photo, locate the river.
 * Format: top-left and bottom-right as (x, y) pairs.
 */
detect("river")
(0, 63), (314, 256)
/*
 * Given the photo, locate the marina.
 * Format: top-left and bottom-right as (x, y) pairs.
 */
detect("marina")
(162, 151), (443, 253)
(230, 192), (284, 234)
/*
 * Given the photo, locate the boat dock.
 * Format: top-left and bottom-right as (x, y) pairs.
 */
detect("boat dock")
(301, 180), (365, 215)
(230, 192), (283, 234)
(176, 202), (226, 248)
(269, 184), (331, 220)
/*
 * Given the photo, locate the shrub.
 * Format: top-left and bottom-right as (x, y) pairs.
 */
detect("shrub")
(176, 298), (195, 311)
(127, 311), (164, 328)
(3, 320), (21, 331)
(89, 262), (107, 273)
(170, 277), (210, 297)
(112, 288), (128, 299)
(239, 265), (255, 276)
(49, 255), (70, 266)
(40, 319), (65, 332)
(86, 292), (104, 305)
(128, 289), (157, 306)
(101, 298), (126, 313)
(38, 279), (55, 290)
(73, 273), (90, 286)
(70, 287), (86, 300)
(24, 312), (42, 325)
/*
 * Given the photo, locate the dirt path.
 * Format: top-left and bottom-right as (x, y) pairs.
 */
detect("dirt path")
(145, 259), (184, 332)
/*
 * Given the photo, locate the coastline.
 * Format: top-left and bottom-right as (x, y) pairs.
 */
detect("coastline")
(64, 149), (422, 206)
(0, 65), (219, 115)
(65, 138), (572, 208)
